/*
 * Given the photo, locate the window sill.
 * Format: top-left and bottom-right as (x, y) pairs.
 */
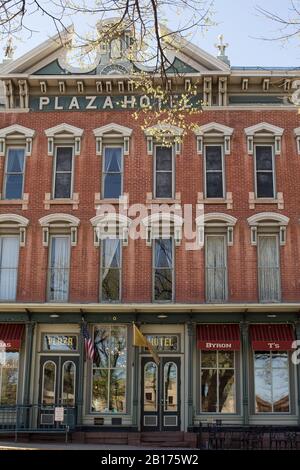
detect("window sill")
(249, 192), (284, 209)
(44, 193), (79, 210)
(0, 193), (29, 210)
(197, 192), (233, 209)
(94, 193), (129, 208)
(146, 192), (181, 206)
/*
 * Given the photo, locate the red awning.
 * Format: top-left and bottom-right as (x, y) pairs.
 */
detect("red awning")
(250, 324), (295, 351)
(0, 324), (25, 350)
(197, 324), (240, 350)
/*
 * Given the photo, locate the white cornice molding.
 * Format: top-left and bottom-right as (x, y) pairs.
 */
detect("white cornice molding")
(0, 124), (35, 138)
(247, 212), (289, 226)
(196, 213), (237, 226)
(244, 122), (284, 136)
(0, 213), (29, 226)
(90, 213), (132, 227)
(39, 213), (80, 227)
(193, 122), (234, 136)
(93, 123), (133, 137)
(44, 123), (84, 137)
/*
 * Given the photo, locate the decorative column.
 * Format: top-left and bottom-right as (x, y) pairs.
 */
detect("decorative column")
(187, 321), (196, 428)
(295, 321), (300, 426)
(23, 322), (35, 405)
(241, 321), (249, 425)
(76, 321), (85, 425)
(132, 321), (139, 429)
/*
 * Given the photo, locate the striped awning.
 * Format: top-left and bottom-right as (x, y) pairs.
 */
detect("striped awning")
(250, 324), (295, 351)
(197, 324), (240, 350)
(0, 324), (25, 350)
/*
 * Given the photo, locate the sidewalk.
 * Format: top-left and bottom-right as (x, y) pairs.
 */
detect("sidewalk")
(0, 441), (194, 450)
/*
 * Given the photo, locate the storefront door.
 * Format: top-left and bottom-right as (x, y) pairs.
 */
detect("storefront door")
(38, 355), (78, 428)
(141, 356), (180, 431)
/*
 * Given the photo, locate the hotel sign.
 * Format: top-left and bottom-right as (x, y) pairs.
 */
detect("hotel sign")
(29, 94), (202, 112)
(144, 334), (179, 352)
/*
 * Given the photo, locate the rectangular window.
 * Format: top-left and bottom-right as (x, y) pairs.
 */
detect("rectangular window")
(154, 238), (173, 301)
(258, 235), (280, 302)
(48, 236), (70, 302)
(92, 325), (127, 413)
(103, 147), (123, 199)
(0, 352), (19, 405)
(4, 148), (25, 199)
(205, 145), (224, 198)
(200, 350), (236, 413)
(101, 239), (121, 302)
(254, 351), (289, 413)
(255, 145), (275, 198)
(155, 146), (173, 198)
(205, 235), (227, 302)
(0, 236), (19, 301)
(54, 146), (73, 199)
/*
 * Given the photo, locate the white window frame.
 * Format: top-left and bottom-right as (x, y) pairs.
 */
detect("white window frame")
(42, 360), (57, 405)
(100, 238), (122, 303)
(61, 360), (76, 407)
(52, 145), (75, 200)
(3, 146), (26, 200)
(254, 144), (276, 199)
(154, 144), (175, 199)
(102, 145), (124, 200)
(47, 234), (71, 303)
(0, 234), (20, 302)
(152, 237), (175, 303)
(205, 234), (228, 303)
(204, 144), (225, 199)
(257, 233), (281, 303)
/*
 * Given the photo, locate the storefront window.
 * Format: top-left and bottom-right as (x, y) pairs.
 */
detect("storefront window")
(62, 361), (76, 406)
(254, 351), (290, 413)
(92, 325), (127, 413)
(200, 351), (235, 413)
(0, 352), (19, 405)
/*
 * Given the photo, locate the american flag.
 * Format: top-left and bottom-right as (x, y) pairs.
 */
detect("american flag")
(83, 324), (94, 361)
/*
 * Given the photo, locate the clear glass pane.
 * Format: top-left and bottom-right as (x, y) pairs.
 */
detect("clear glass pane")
(218, 351), (234, 368)
(110, 326), (127, 369)
(103, 174), (122, 198)
(256, 146), (273, 170)
(155, 239), (172, 268)
(273, 367), (289, 412)
(218, 369), (235, 412)
(156, 172), (172, 198)
(154, 268), (173, 301)
(255, 352), (271, 369)
(144, 362), (157, 412)
(0, 352), (19, 405)
(201, 351), (217, 368)
(62, 361), (75, 406)
(156, 146), (172, 171)
(206, 172), (223, 198)
(201, 369), (218, 412)
(42, 361), (56, 405)
(102, 268), (120, 301)
(272, 352), (288, 368)
(102, 240), (120, 268)
(104, 147), (122, 172)
(7, 149), (25, 172)
(92, 369), (108, 412)
(49, 237), (70, 302)
(54, 173), (72, 198)
(94, 327), (110, 368)
(0, 237), (19, 301)
(256, 172), (274, 198)
(164, 362), (178, 411)
(255, 368), (272, 412)
(110, 369), (126, 412)
(56, 147), (73, 171)
(205, 146), (222, 170)
(5, 174), (23, 199)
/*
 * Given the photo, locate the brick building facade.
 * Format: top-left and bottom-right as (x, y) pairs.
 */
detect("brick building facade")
(0, 23), (300, 443)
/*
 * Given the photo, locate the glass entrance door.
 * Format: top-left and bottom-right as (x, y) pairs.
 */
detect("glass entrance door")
(39, 355), (78, 428)
(141, 356), (180, 431)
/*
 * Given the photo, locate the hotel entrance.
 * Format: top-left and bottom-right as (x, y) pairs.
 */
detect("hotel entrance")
(141, 356), (181, 431)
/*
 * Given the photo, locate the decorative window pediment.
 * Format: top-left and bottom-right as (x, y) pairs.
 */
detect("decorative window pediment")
(294, 127), (300, 155)
(44, 123), (84, 156)
(0, 213), (29, 246)
(244, 122), (284, 155)
(247, 212), (289, 246)
(39, 213), (80, 247)
(142, 212), (183, 246)
(144, 124), (183, 156)
(0, 124), (35, 156)
(90, 213), (132, 246)
(93, 123), (133, 156)
(193, 122), (234, 155)
(195, 212), (237, 246)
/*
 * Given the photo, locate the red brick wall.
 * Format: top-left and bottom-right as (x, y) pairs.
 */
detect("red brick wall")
(0, 109), (300, 303)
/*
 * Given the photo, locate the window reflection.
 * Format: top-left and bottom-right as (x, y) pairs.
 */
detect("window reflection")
(42, 361), (56, 405)
(0, 352), (19, 405)
(62, 361), (75, 406)
(144, 362), (157, 412)
(164, 362), (177, 412)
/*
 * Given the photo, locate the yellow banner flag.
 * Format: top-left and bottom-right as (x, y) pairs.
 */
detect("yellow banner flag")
(133, 324), (160, 365)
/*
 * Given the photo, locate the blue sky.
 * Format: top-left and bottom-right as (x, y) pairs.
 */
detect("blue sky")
(4, 0), (300, 67)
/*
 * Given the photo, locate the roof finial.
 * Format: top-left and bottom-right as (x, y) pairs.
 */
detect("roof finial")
(4, 37), (15, 60)
(215, 34), (230, 65)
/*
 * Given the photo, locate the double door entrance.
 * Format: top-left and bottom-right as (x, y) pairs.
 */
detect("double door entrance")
(141, 356), (181, 431)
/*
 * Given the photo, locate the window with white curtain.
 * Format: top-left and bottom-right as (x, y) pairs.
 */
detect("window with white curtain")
(0, 236), (19, 301)
(205, 235), (227, 302)
(153, 238), (173, 301)
(258, 235), (280, 302)
(101, 239), (121, 302)
(102, 147), (123, 199)
(48, 235), (70, 302)
(4, 148), (25, 199)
